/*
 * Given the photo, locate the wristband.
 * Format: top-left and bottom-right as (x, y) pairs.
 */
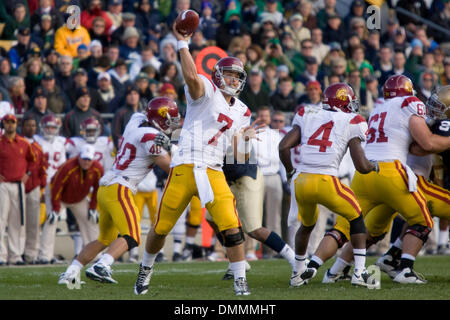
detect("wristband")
(177, 40), (189, 51)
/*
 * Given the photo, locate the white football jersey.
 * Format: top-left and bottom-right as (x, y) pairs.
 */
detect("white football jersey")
(364, 96), (427, 163)
(65, 136), (115, 172)
(292, 106), (368, 176)
(407, 153), (433, 179)
(171, 75), (252, 170)
(100, 113), (167, 194)
(34, 134), (67, 182)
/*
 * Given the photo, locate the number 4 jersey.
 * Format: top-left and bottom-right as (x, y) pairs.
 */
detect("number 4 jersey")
(292, 106), (367, 177)
(365, 96), (426, 163)
(100, 113), (167, 194)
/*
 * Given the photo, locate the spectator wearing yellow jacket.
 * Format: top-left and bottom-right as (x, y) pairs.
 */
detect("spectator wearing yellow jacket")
(54, 24), (91, 58)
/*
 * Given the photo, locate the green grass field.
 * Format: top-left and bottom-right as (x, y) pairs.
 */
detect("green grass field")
(0, 256), (449, 300)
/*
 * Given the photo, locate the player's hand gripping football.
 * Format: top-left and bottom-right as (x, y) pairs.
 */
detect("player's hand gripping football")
(172, 21), (193, 41)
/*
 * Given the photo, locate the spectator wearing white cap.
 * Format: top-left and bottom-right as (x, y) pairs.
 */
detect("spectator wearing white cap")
(258, 0), (283, 28)
(284, 14), (311, 52)
(96, 72), (116, 110)
(119, 26), (142, 61)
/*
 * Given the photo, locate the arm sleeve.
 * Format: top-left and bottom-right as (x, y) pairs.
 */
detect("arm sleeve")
(89, 165), (103, 210)
(349, 114), (368, 142)
(184, 75), (214, 106)
(401, 96), (427, 119)
(50, 165), (67, 212)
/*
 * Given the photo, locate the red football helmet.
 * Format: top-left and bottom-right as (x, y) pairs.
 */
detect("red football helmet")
(40, 114), (60, 140)
(383, 75), (414, 99)
(80, 117), (101, 143)
(211, 57), (247, 96)
(322, 83), (359, 113)
(146, 97), (180, 134)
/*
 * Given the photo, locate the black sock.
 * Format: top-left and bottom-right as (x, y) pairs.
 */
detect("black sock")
(386, 246), (402, 260)
(307, 260), (320, 270)
(399, 258), (414, 270)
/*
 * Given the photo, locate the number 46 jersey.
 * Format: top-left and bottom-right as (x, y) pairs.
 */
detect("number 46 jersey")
(292, 106), (368, 177)
(100, 113), (167, 194)
(365, 96), (426, 164)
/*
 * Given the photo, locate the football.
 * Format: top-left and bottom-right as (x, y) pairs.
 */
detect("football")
(175, 9), (199, 36)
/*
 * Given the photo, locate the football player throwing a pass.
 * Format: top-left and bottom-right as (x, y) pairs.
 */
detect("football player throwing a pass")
(134, 21), (263, 296)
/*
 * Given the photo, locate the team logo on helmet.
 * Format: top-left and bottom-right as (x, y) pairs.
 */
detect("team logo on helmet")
(336, 88), (348, 101)
(404, 80), (413, 93)
(158, 106), (169, 118)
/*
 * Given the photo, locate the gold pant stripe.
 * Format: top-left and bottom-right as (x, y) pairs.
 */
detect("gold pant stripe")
(118, 184), (137, 241)
(332, 176), (361, 215)
(395, 162), (433, 228)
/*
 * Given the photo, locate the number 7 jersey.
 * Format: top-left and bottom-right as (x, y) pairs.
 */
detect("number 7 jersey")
(101, 112), (167, 194)
(364, 96), (426, 164)
(171, 74), (251, 170)
(292, 106), (368, 177)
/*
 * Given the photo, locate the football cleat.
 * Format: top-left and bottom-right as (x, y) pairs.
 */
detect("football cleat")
(172, 252), (183, 262)
(155, 252), (168, 263)
(393, 268), (427, 284)
(181, 244), (194, 261)
(234, 277), (250, 296)
(85, 263), (118, 284)
(437, 244), (450, 255)
(322, 269), (342, 284)
(376, 254), (399, 279)
(351, 269), (379, 287)
(134, 264), (153, 295)
(290, 267), (317, 287)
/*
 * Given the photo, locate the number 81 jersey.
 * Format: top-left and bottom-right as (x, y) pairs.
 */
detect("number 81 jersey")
(365, 96), (426, 164)
(292, 106), (368, 177)
(101, 113), (167, 194)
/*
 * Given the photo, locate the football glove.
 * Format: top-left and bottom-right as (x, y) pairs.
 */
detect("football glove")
(47, 210), (59, 224)
(369, 160), (380, 173)
(88, 209), (99, 224)
(154, 132), (172, 151)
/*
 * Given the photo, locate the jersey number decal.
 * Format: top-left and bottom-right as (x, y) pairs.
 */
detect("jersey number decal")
(439, 120), (450, 132)
(115, 143), (136, 170)
(367, 112), (388, 144)
(308, 121), (334, 152)
(208, 113), (234, 146)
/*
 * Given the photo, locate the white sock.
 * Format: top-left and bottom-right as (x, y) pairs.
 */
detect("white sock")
(230, 260), (246, 280)
(173, 240), (183, 254)
(329, 257), (350, 275)
(310, 255), (324, 267)
(401, 253), (415, 261)
(353, 248), (366, 273)
(67, 259), (83, 273)
(97, 253), (114, 266)
(142, 250), (157, 268)
(72, 234), (83, 255)
(438, 227), (449, 246)
(294, 254), (307, 274)
(280, 244), (296, 268)
(185, 236), (195, 245)
(392, 237), (403, 250)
